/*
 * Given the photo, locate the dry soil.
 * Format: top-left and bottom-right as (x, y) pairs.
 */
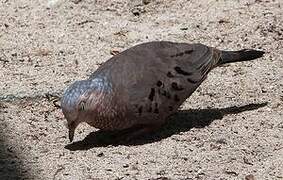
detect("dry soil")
(0, 0), (282, 179)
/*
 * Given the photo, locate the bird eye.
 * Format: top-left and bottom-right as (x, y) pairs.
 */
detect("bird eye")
(79, 101), (86, 111)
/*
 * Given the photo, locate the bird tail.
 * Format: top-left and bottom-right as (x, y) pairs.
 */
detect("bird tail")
(218, 49), (265, 65)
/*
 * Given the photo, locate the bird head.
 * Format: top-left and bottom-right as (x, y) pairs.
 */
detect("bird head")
(61, 78), (110, 142)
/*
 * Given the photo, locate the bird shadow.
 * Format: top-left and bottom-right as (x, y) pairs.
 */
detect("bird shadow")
(65, 102), (267, 151)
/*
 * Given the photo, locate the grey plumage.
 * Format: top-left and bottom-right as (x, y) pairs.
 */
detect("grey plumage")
(61, 41), (265, 142)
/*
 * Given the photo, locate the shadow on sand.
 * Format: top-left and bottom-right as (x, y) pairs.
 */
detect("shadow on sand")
(0, 103), (30, 179)
(65, 102), (267, 151)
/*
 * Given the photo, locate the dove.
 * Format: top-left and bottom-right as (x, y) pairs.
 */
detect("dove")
(61, 41), (264, 142)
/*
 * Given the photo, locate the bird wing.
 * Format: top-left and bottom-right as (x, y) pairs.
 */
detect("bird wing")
(91, 41), (220, 123)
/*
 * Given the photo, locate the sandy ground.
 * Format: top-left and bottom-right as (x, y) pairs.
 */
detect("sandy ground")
(0, 0), (283, 179)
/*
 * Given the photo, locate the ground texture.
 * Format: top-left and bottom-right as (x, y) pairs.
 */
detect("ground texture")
(0, 0), (282, 179)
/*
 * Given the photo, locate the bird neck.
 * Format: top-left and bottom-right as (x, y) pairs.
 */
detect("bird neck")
(83, 77), (126, 128)
(84, 89), (125, 129)
(87, 77), (114, 114)
(89, 76), (112, 93)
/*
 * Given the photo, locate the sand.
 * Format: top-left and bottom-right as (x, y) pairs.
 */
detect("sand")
(0, 0), (282, 179)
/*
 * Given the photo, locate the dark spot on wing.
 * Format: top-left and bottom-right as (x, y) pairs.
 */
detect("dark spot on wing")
(170, 50), (193, 57)
(167, 72), (174, 78)
(171, 82), (184, 91)
(156, 80), (163, 87)
(147, 106), (152, 112)
(187, 78), (199, 84)
(148, 88), (155, 101)
(154, 102), (159, 114)
(185, 50), (193, 54)
(168, 106), (173, 111)
(170, 52), (183, 57)
(174, 94), (180, 102)
(158, 89), (171, 99)
(174, 66), (192, 76)
(178, 52), (184, 56)
(154, 102), (158, 108)
(154, 108), (159, 113)
(138, 106), (143, 116)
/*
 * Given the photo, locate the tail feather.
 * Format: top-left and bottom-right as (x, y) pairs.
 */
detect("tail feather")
(219, 49), (265, 65)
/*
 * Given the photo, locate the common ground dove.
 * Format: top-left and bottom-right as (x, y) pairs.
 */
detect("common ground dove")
(61, 41), (264, 142)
